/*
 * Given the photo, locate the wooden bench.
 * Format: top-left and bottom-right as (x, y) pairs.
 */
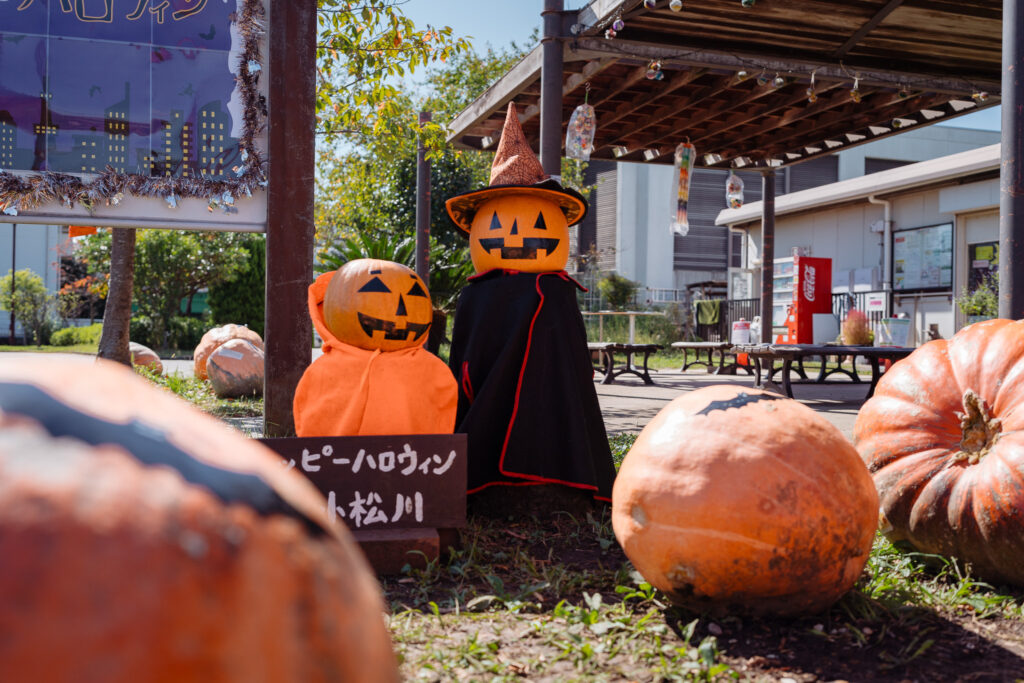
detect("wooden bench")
(732, 343), (915, 400)
(588, 342), (662, 385)
(670, 341), (753, 376)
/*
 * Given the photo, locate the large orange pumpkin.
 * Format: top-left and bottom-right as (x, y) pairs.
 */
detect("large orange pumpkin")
(193, 323), (264, 381)
(323, 258), (433, 352)
(855, 318), (1024, 586)
(613, 385), (878, 615)
(468, 194), (570, 274)
(0, 358), (398, 682)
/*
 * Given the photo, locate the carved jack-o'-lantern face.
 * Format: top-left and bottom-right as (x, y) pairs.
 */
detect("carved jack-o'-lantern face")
(468, 195), (570, 274)
(323, 258), (433, 352)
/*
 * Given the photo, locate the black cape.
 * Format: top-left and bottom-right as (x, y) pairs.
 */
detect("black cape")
(448, 270), (616, 500)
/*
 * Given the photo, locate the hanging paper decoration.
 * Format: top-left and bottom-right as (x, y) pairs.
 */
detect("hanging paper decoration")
(672, 141), (696, 237)
(566, 101), (597, 161)
(725, 170), (745, 209)
(850, 77), (862, 103)
(806, 70), (818, 103)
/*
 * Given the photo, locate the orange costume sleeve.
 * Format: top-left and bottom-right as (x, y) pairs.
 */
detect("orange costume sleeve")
(293, 272), (458, 437)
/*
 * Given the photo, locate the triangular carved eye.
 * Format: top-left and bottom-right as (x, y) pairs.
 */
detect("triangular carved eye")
(534, 211), (547, 231)
(489, 212), (502, 231)
(358, 276), (391, 293)
(407, 281), (428, 297)
(509, 218), (518, 235)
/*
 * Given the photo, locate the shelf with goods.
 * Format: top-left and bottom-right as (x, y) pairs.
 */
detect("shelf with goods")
(772, 257), (795, 332)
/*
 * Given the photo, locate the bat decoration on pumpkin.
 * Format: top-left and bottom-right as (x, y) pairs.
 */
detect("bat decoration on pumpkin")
(696, 391), (784, 416)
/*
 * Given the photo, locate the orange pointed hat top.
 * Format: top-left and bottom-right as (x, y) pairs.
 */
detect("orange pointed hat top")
(446, 102), (588, 234)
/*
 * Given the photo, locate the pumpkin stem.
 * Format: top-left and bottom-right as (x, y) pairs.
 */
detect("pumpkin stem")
(953, 389), (1001, 465)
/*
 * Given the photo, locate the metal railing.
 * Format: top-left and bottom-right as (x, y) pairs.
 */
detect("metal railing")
(692, 298), (760, 342)
(832, 290), (889, 327)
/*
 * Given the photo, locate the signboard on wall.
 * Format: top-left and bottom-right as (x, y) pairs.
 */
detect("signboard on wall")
(0, 0), (269, 232)
(892, 223), (953, 292)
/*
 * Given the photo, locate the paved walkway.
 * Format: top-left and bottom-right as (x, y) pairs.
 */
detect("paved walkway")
(0, 351), (866, 441)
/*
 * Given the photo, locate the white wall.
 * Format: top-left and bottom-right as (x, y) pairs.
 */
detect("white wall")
(615, 162), (677, 291)
(836, 126), (1001, 180)
(0, 223), (64, 338)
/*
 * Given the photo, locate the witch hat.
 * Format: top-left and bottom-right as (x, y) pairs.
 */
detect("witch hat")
(446, 102), (588, 234)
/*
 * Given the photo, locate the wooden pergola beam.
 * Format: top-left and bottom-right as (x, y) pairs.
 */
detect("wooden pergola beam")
(589, 67), (709, 147)
(832, 0), (905, 58)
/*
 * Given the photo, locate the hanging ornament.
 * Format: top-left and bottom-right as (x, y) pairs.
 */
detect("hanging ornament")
(612, 18), (626, 31)
(898, 88), (909, 99)
(671, 140), (696, 237)
(725, 169), (745, 209)
(806, 70), (818, 103)
(644, 0), (657, 7)
(669, 0), (683, 11)
(850, 77), (862, 103)
(735, 69), (750, 82)
(605, 28), (617, 39)
(741, 0), (755, 6)
(646, 60), (664, 80)
(772, 74), (786, 88)
(566, 84), (597, 162)
(973, 91), (989, 103)
(756, 71), (770, 86)
(891, 118), (904, 129)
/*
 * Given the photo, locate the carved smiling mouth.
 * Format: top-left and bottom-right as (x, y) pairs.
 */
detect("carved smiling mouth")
(357, 312), (430, 341)
(478, 237), (561, 260)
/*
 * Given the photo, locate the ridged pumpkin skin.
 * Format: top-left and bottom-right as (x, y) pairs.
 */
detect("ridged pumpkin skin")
(855, 318), (1024, 586)
(207, 338), (264, 398)
(468, 195), (570, 274)
(323, 258), (433, 352)
(613, 385), (878, 615)
(193, 324), (264, 381)
(0, 359), (398, 683)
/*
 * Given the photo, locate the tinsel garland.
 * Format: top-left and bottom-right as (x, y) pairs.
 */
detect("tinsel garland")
(0, 0), (268, 217)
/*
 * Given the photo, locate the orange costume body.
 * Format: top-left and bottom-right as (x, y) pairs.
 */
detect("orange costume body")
(293, 271), (458, 436)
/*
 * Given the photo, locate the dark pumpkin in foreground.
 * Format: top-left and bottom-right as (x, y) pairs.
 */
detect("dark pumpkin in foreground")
(0, 359), (398, 683)
(855, 318), (1024, 586)
(613, 385), (878, 615)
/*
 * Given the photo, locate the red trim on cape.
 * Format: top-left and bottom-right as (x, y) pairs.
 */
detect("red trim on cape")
(460, 361), (475, 404)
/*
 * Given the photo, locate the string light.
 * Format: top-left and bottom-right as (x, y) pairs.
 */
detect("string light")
(756, 71), (769, 86)
(643, 0), (657, 8)
(612, 17), (626, 31)
(891, 118), (904, 129)
(741, 0), (755, 6)
(973, 91), (989, 103)
(898, 88), (909, 99)
(772, 73), (786, 88)
(850, 76), (862, 103)
(735, 69), (750, 82)
(806, 70), (817, 103)
(670, 0), (683, 11)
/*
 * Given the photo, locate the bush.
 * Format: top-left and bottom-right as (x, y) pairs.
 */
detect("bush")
(597, 272), (639, 311)
(208, 234), (266, 337)
(51, 323), (103, 347)
(131, 315), (206, 351)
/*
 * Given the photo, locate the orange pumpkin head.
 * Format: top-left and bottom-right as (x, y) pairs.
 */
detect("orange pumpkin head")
(468, 194), (570, 274)
(323, 259), (433, 352)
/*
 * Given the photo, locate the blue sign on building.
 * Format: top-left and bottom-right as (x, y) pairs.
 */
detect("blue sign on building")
(0, 0), (243, 180)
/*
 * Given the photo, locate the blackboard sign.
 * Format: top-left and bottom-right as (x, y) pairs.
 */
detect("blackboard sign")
(259, 434), (467, 532)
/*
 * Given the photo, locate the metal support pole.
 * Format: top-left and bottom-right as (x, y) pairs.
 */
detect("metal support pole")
(1000, 0), (1024, 319)
(760, 170), (776, 343)
(540, 0), (564, 177)
(264, 0), (316, 437)
(8, 224), (15, 343)
(416, 111), (432, 283)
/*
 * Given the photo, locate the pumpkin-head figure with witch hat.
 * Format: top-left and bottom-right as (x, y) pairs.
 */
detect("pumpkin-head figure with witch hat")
(446, 102), (588, 274)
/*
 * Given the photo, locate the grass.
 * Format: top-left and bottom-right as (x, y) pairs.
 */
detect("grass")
(135, 367), (263, 418)
(0, 343), (98, 354)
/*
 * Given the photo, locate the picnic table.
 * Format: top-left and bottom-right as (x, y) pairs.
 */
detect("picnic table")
(588, 342), (662, 385)
(670, 341), (753, 376)
(732, 344), (916, 399)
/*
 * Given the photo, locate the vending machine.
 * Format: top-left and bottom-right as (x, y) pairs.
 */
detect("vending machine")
(772, 256), (832, 343)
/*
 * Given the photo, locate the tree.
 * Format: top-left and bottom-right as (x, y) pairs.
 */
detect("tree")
(79, 229), (250, 347)
(97, 227), (135, 365)
(208, 234), (266, 336)
(0, 268), (53, 346)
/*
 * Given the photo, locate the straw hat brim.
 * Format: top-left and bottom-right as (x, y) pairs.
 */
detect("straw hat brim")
(446, 181), (588, 234)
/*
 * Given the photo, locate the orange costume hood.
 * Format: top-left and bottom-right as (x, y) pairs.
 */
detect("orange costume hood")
(293, 271), (458, 437)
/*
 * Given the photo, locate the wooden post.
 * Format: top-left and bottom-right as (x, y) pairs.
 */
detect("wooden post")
(540, 0), (565, 177)
(760, 170), (776, 343)
(264, 0), (316, 437)
(1000, 0), (1024, 318)
(416, 111), (432, 283)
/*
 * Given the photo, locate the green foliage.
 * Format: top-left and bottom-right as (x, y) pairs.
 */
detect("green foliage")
(0, 268), (55, 346)
(136, 366), (262, 419)
(597, 272), (639, 311)
(957, 273), (999, 318)
(130, 315), (206, 351)
(315, 0), (472, 147)
(78, 229), (249, 347)
(208, 234), (266, 337)
(51, 322), (103, 347)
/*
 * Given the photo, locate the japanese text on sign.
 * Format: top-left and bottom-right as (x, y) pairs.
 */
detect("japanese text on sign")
(17, 0), (209, 24)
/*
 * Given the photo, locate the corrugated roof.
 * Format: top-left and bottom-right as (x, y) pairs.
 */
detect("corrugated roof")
(714, 143), (1000, 226)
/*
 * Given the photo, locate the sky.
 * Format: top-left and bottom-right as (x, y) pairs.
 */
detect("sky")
(400, 0), (1001, 132)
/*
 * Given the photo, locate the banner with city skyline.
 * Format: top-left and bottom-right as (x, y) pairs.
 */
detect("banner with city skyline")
(0, 0), (244, 180)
